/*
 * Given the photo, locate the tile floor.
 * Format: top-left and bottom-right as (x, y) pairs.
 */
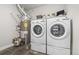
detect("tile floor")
(0, 45), (46, 55)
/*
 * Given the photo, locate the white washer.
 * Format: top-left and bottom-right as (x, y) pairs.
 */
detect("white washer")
(47, 16), (72, 55)
(31, 19), (46, 53)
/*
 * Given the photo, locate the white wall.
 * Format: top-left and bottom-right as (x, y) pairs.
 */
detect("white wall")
(27, 4), (66, 20)
(66, 5), (79, 55)
(0, 4), (19, 50)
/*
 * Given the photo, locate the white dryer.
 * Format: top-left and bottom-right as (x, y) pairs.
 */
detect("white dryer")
(47, 16), (72, 55)
(31, 19), (46, 53)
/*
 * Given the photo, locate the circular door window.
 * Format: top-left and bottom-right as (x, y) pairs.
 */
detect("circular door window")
(50, 24), (65, 37)
(33, 25), (42, 35)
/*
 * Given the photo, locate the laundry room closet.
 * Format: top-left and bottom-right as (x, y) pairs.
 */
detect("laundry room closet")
(22, 4), (72, 55)
(1, 4), (79, 55)
(22, 4), (79, 55)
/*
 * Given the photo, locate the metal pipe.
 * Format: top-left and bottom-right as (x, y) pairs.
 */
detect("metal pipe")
(17, 4), (27, 16)
(16, 4), (31, 19)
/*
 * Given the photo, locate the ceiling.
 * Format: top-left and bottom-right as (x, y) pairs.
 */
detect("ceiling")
(21, 4), (45, 11)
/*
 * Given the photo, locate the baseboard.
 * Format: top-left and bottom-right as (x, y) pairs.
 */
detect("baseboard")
(0, 44), (13, 51)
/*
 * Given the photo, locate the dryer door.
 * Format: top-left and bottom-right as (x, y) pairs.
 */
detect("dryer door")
(49, 22), (67, 40)
(32, 23), (44, 38)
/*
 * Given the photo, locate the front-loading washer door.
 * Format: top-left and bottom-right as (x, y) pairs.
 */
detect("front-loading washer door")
(49, 22), (67, 40)
(32, 23), (44, 38)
